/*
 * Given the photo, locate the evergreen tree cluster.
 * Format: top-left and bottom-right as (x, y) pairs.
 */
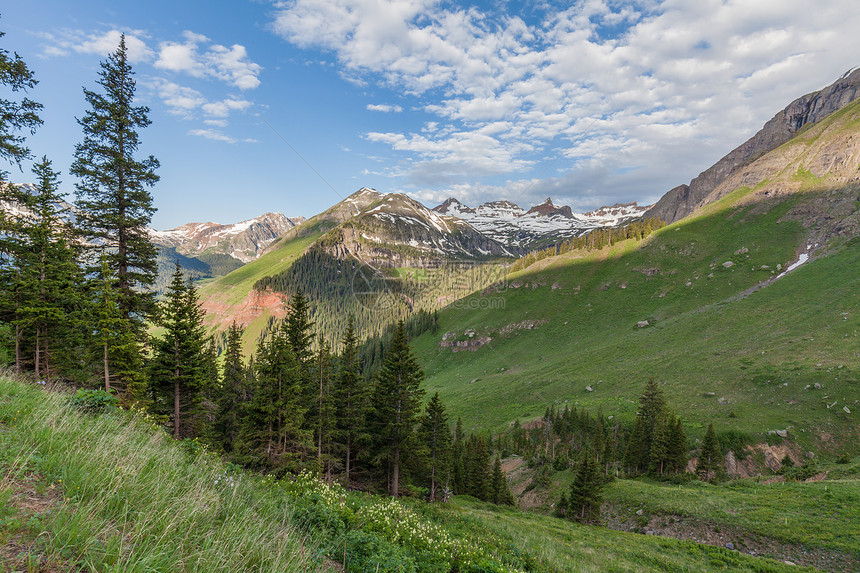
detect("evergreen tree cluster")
(1, 35), (156, 398)
(510, 217), (666, 273)
(252, 243), (494, 350)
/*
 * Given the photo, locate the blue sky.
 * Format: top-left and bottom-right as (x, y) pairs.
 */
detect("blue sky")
(3, 1), (860, 229)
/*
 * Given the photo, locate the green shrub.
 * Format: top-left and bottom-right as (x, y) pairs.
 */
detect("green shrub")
(342, 530), (417, 573)
(68, 388), (119, 413)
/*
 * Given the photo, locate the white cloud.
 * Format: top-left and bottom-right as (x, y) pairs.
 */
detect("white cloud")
(149, 79), (251, 120)
(188, 129), (237, 143)
(272, 0), (860, 208)
(201, 98), (252, 118)
(41, 29), (154, 62)
(153, 80), (208, 116)
(367, 104), (404, 112)
(155, 31), (262, 90)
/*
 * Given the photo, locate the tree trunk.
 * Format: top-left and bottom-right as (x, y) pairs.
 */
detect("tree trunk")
(392, 446), (400, 497)
(34, 330), (40, 379)
(14, 324), (20, 373)
(345, 434), (352, 483)
(104, 343), (110, 391)
(174, 377), (180, 439)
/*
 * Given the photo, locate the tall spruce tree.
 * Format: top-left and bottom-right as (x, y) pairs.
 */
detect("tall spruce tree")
(372, 320), (425, 497)
(452, 417), (466, 494)
(71, 34), (158, 328)
(313, 334), (336, 477)
(568, 449), (603, 524)
(150, 264), (209, 438)
(213, 322), (246, 453)
(668, 416), (688, 474)
(238, 321), (311, 472)
(464, 434), (491, 501)
(285, 289), (314, 366)
(13, 158), (83, 380)
(625, 378), (667, 474)
(697, 423), (721, 482)
(335, 316), (369, 483)
(420, 392), (452, 501)
(491, 457), (515, 506)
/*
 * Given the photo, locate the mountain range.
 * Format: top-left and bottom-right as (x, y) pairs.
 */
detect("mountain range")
(433, 197), (649, 247)
(149, 212), (305, 263)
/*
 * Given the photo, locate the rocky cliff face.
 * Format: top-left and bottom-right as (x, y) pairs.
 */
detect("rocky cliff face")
(648, 67), (860, 223)
(150, 212), (304, 263)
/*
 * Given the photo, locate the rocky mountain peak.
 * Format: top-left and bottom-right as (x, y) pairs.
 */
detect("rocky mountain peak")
(149, 211), (304, 263)
(648, 67), (860, 223)
(526, 198), (572, 218)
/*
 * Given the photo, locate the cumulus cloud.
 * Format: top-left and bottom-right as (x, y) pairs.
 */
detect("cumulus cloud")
(155, 31), (262, 89)
(272, 0), (860, 208)
(40, 29), (154, 62)
(188, 128), (237, 143)
(150, 78), (252, 120)
(367, 104), (404, 112)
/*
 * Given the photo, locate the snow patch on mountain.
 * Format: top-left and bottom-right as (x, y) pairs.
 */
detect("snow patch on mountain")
(149, 212), (305, 263)
(434, 197), (651, 247)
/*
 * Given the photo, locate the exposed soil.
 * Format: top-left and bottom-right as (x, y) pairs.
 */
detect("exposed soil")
(603, 504), (859, 573)
(201, 287), (289, 330)
(0, 474), (76, 572)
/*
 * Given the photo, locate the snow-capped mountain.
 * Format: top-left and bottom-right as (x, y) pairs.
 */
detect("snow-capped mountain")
(149, 212), (305, 263)
(319, 189), (515, 268)
(434, 197), (650, 247)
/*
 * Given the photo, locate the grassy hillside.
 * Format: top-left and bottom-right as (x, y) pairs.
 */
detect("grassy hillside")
(508, 456), (860, 571)
(413, 189), (860, 451)
(197, 228), (324, 354)
(1, 375), (818, 573)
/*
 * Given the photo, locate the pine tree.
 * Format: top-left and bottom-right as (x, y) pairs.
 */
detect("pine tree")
(238, 322), (311, 472)
(12, 158), (83, 380)
(313, 334), (335, 477)
(150, 264), (210, 438)
(626, 378), (667, 474)
(91, 255), (143, 396)
(491, 457), (515, 506)
(697, 423), (721, 482)
(335, 316), (369, 483)
(0, 24), (43, 178)
(71, 34), (159, 327)
(285, 289), (314, 366)
(452, 417), (466, 494)
(212, 322), (245, 453)
(372, 320), (425, 497)
(568, 449), (603, 524)
(649, 411), (669, 477)
(464, 434), (491, 501)
(420, 392), (453, 501)
(667, 416), (688, 474)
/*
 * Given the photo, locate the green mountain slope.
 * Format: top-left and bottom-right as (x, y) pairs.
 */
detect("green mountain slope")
(413, 101), (860, 451)
(199, 188), (514, 352)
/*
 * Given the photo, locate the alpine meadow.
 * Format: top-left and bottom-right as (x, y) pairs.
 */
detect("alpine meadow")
(2, 3), (860, 573)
